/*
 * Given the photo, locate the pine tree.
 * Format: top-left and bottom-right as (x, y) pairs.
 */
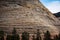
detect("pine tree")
(22, 31), (29, 40)
(0, 30), (4, 40)
(54, 35), (59, 40)
(12, 28), (17, 35)
(12, 28), (20, 40)
(36, 29), (41, 40)
(32, 35), (36, 40)
(44, 30), (51, 40)
(6, 35), (12, 40)
(6, 28), (20, 40)
(58, 33), (60, 40)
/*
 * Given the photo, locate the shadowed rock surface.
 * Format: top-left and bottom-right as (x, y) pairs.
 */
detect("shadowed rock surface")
(0, 0), (60, 34)
(54, 12), (60, 17)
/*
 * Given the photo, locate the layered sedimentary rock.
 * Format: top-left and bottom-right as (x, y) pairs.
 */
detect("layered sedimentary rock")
(0, 0), (60, 34)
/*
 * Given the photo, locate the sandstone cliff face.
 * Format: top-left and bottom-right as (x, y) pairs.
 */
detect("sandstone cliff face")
(0, 0), (60, 34)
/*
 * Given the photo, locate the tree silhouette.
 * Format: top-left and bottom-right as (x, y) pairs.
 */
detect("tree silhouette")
(36, 29), (41, 40)
(22, 31), (29, 40)
(44, 31), (51, 40)
(12, 28), (20, 40)
(6, 35), (13, 40)
(32, 35), (36, 40)
(58, 33), (60, 40)
(0, 30), (4, 40)
(6, 28), (20, 40)
(12, 28), (17, 35)
(54, 35), (59, 40)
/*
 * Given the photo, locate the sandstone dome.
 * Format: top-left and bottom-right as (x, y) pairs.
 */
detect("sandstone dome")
(0, 0), (60, 34)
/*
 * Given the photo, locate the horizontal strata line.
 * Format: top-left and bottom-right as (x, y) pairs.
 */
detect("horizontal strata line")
(0, 24), (47, 27)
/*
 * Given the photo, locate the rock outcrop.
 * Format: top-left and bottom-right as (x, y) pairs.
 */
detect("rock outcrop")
(54, 12), (60, 17)
(0, 0), (60, 34)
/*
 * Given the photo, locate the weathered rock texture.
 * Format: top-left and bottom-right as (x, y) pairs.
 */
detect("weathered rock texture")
(0, 0), (60, 34)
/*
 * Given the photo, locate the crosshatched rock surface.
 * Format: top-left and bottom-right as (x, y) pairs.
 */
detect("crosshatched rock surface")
(0, 0), (60, 34)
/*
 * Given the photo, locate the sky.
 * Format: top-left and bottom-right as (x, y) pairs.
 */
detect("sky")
(40, 0), (60, 13)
